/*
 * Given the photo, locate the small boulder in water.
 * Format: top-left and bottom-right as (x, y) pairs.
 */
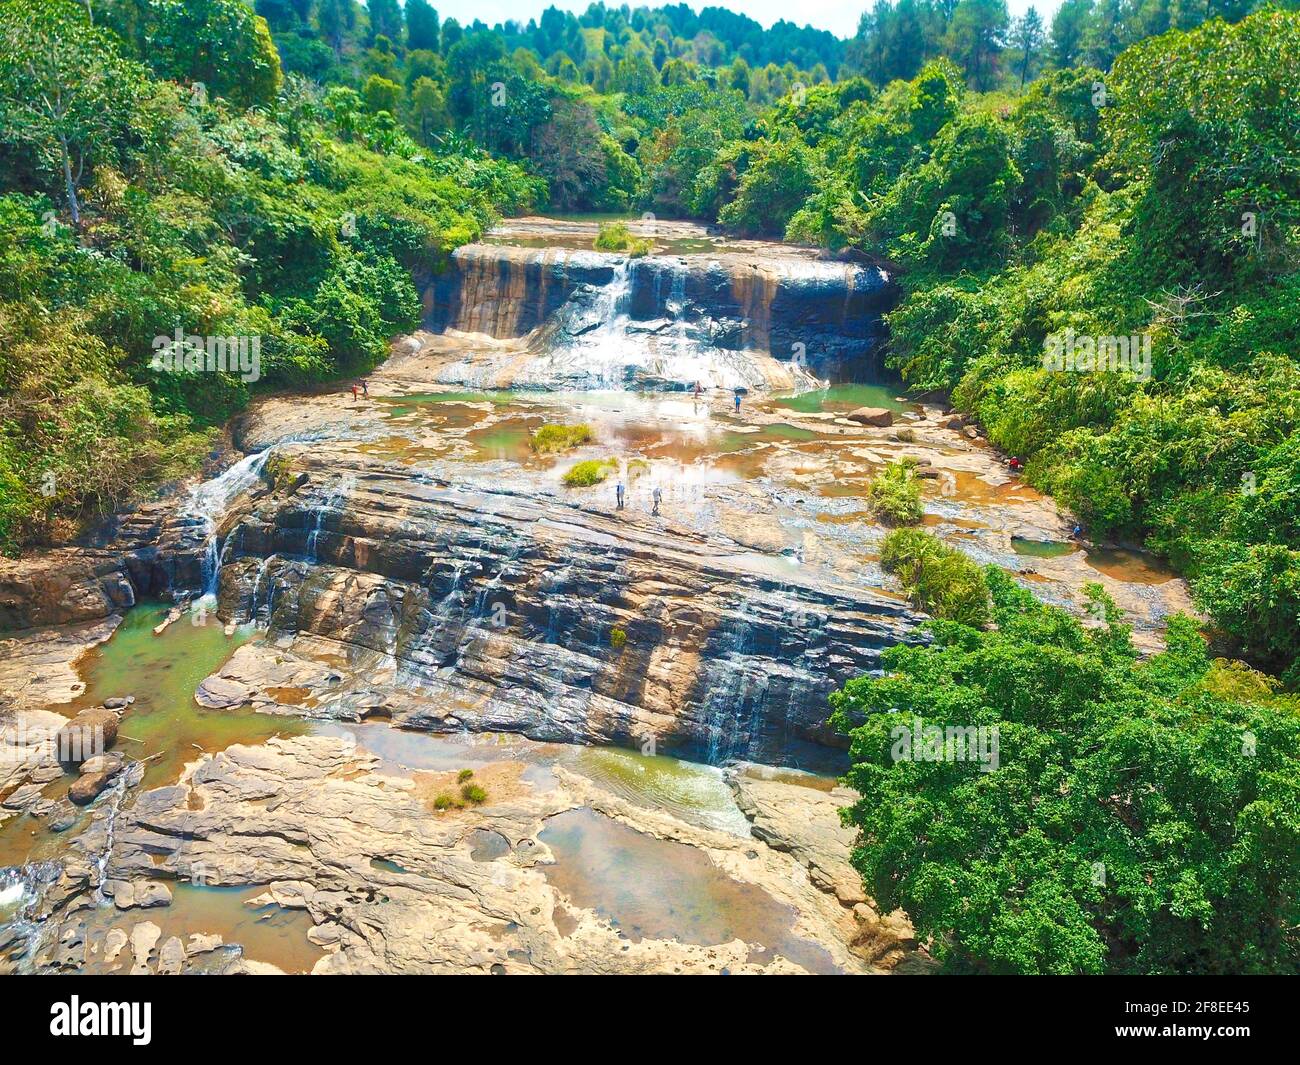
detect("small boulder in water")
(55, 707), (120, 764)
(846, 407), (894, 427)
(68, 769), (115, 805)
(102, 696), (134, 709)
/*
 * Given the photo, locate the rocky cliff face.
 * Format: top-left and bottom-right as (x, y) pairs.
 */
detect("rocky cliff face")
(420, 223), (894, 390)
(200, 453), (922, 771)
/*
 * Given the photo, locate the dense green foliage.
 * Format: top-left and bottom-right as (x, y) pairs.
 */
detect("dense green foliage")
(2, 0), (1297, 977)
(868, 459), (924, 524)
(880, 528), (991, 625)
(0, 0), (537, 550)
(830, 570), (1300, 973)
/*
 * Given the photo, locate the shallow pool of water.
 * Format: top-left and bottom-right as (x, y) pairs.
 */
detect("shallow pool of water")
(1085, 547), (1176, 584)
(309, 722), (751, 835)
(771, 384), (912, 415)
(81, 883), (323, 975)
(1011, 536), (1079, 559)
(0, 602), (308, 869)
(539, 808), (839, 973)
(73, 604), (309, 790)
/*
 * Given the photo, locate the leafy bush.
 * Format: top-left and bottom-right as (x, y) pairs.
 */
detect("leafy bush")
(879, 528), (991, 627)
(530, 423), (593, 453)
(610, 627), (627, 650)
(593, 221), (651, 256)
(562, 458), (617, 487)
(868, 460), (923, 525)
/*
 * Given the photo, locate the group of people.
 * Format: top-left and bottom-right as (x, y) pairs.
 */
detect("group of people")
(349, 380), (369, 401)
(692, 380), (745, 414)
(615, 479), (662, 516)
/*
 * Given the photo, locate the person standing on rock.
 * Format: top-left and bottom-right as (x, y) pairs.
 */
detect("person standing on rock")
(350, 384), (358, 402)
(616, 479), (625, 510)
(361, 379), (369, 398)
(652, 485), (662, 516)
(733, 391), (741, 414)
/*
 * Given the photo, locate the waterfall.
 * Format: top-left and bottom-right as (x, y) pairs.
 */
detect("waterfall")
(398, 560), (472, 687)
(701, 614), (764, 764)
(306, 479), (351, 563)
(246, 553), (277, 626)
(542, 259), (633, 388)
(184, 449), (274, 605)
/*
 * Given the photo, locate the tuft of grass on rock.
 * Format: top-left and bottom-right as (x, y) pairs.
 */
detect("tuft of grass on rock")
(594, 221), (652, 256)
(531, 423), (593, 454)
(460, 783), (488, 805)
(610, 627), (627, 650)
(868, 460), (924, 525)
(562, 457), (619, 487)
(457, 768), (474, 783)
(880, 528), (991, 627)
(433, 793), (456, 811)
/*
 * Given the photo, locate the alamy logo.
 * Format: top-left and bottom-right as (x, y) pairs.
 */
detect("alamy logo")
(889, 717), (1000, 772)
(150, 328), (261, 383)
(49, 997), (152, 1045)
(1042, 328), (1151, 381)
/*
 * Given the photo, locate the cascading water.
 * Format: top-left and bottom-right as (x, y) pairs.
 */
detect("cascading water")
(539, 259), (634, 388)
(701, 612), (763, 765)
(183, 449), (274, 605)
(398, 560), (472, 687)
(306, 478), (352, 563)
(246, 553), (277, 626)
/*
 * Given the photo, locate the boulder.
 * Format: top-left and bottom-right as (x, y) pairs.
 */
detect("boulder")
(846, 407), (894, 427)
(80, 751), (124, 775)
(55, 707), (119, 764)
(129, 921), (161, 975)
(105, 879), (172, 910)
(158, 936), (187, 975)
(68, 770), (116, 806)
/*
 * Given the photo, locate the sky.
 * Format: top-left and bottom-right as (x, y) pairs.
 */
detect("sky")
(423, 1), (1067, 42)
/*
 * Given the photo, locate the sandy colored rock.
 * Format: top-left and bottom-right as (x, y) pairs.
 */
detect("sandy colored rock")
(846, 407), (894, 427)
(103, 927), (129, 963)
(105, 879), (172, 910)
(129, 922), (161, 974)
(55, 707), (119, 765)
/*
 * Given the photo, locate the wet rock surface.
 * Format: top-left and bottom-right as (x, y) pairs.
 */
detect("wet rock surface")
(419, 219), (893, 391)
(54, 734), (900, 974)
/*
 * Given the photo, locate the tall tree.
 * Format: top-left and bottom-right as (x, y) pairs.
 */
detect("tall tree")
(1051, 0), (1092, 68)
(365, 0), (401, 45)
(0, 0), (144, 224)
(1012, 6), (1045, 87)
(405, 0), (439, 51)
(318, 0), (356, 58)
(948, 0), (1009, 90)
(147, 0), (283, 108)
